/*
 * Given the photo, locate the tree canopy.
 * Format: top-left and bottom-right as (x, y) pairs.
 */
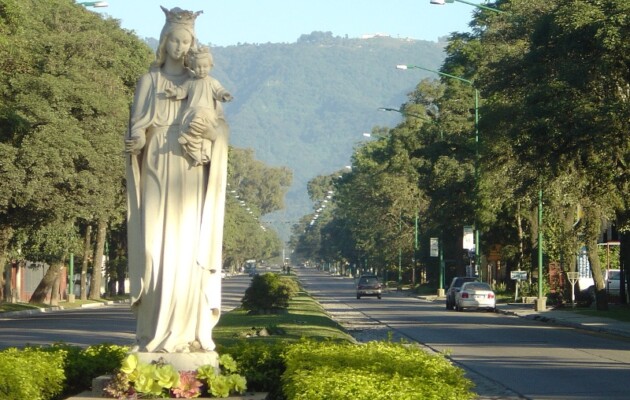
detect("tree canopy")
(291, 0), (630, 307)
(0, 0), (291, 302)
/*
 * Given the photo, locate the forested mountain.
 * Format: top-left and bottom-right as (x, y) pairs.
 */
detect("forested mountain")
(203, 32), (446, 240)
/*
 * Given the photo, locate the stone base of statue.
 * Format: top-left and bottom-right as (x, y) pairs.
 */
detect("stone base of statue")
(135, 351), (219, 372)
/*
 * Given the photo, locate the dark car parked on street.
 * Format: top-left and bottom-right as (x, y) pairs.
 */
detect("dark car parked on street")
(446, 276), (479, 310)
(356, 274), (383, 299)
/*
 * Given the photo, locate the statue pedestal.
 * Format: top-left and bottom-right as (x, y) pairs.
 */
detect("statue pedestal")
(135, 351), (219, 372)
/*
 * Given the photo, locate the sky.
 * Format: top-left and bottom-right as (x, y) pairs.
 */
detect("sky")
(88, 0), (477, 46)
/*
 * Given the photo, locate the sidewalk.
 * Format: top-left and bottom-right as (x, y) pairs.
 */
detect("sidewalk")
(498, 302), (630, 339)
(419, 293), (630, 339)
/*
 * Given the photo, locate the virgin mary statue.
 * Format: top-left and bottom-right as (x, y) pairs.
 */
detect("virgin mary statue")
(125, 6), (229, 353)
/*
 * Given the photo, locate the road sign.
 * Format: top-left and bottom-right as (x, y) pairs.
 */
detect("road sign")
(430, 237), (438, 257)
(463, 226), (474, 250)
(510, 271), (527, 281)
(566, 272), (580, 306)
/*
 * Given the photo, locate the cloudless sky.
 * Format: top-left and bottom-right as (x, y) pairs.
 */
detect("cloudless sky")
(89, 0), (477, 46)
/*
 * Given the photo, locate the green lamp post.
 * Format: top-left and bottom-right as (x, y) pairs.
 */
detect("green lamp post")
(536, 189), (546, 311)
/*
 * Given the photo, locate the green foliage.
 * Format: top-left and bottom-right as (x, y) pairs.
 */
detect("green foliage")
(292, 0), (630, 293)
(0, 347), (65, 400)
(475, 0), (629, 298)
(47, 343), (128, 396)
(518, 279), (550, 298)
(0, 343), (128, 399)
(598, 244), (620, 270)
(0, 0), (152, 292)
(223, 148), (290, 269)
(216, 291), (478, 400)
(282, 340), (475, 400)
(0, 0), (293, 294)
(214, 290), (354, 349)
(241, 273), (299, 313)
(218, 341), (286, 397)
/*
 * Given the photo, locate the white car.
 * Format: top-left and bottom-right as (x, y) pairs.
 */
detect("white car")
(605, 269), (626, 296)
(455, 281), (496, 312)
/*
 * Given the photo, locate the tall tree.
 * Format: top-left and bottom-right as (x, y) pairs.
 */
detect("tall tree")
(477, 0), (629, 308)
(0, 0), (152, 302)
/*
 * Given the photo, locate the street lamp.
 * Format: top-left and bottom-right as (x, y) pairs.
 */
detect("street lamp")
(396, 63), (480, 288)
(378, 107), (433, 122)
(430, 0), (504, 13)
(77, 1), (108, 7)
(362, 132), (386, 139)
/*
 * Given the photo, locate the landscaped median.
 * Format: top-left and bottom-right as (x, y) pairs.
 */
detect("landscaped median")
(212, 284), (475, 400)
(0, 277), (476, 399)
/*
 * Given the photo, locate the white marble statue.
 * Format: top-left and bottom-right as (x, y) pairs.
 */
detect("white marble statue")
(125, 6), (229, 353)
(166, 45), (233, 166)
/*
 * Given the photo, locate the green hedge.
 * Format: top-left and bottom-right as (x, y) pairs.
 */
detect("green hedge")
(219, 341), (287, 400)
(46, 343), (128, 396)
(0, 347), (65, 400)
(1, 340), (474, 400)
(0, 344), (127, 400)
(282, 340), (475, 400)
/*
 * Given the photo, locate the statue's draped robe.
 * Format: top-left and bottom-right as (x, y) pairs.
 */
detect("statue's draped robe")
(126, 68), (228, 352)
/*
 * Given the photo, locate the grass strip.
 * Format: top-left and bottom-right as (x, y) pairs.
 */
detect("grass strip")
(214, 290), (355, 347)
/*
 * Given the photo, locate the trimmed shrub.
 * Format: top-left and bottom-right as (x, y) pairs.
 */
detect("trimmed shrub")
(0, 347), (65, 400)
(218, 341), (287, 400)
(241, 273), (299, 313)
(48, 343), (128, 396)
(0, 344), (128, 400)
(282, 340), (475, 400)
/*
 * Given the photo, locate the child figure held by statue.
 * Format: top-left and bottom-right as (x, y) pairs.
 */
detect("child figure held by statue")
(166, 45), (233, 166)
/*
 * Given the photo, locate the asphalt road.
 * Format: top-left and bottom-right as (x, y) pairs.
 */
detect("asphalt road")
(0, 273), (254, 350)
(297, 268), (630, 400)
(3, 269), (629, 399)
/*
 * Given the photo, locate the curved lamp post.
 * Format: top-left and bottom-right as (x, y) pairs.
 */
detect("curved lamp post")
(378, 107), (433, 122)
(379, 106), (443, 139)
(77, 1), (108, 7)
(430, 0), (504, 13)
(362, 132), (387, 139)
(396, 63), (480, 292)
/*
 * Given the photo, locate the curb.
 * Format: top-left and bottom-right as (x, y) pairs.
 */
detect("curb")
(0, 306), (64, 318)
(0, 299), (129, 318)
(496, 306), (630, 339)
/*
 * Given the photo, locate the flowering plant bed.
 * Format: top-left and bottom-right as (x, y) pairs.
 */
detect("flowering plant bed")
(102, 353), (247, 399)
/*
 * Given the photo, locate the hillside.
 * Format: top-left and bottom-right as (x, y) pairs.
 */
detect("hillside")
(206, 32), (447, 240)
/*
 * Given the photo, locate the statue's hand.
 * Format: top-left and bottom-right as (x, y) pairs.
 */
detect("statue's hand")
(164, 86), (177, 98)
(188, 116), (211, 134)
(125, 136), (145, 154)
(221, 92), (234, 102)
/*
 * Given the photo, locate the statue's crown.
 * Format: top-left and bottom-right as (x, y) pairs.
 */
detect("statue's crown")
(160, 6), (202, 29)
